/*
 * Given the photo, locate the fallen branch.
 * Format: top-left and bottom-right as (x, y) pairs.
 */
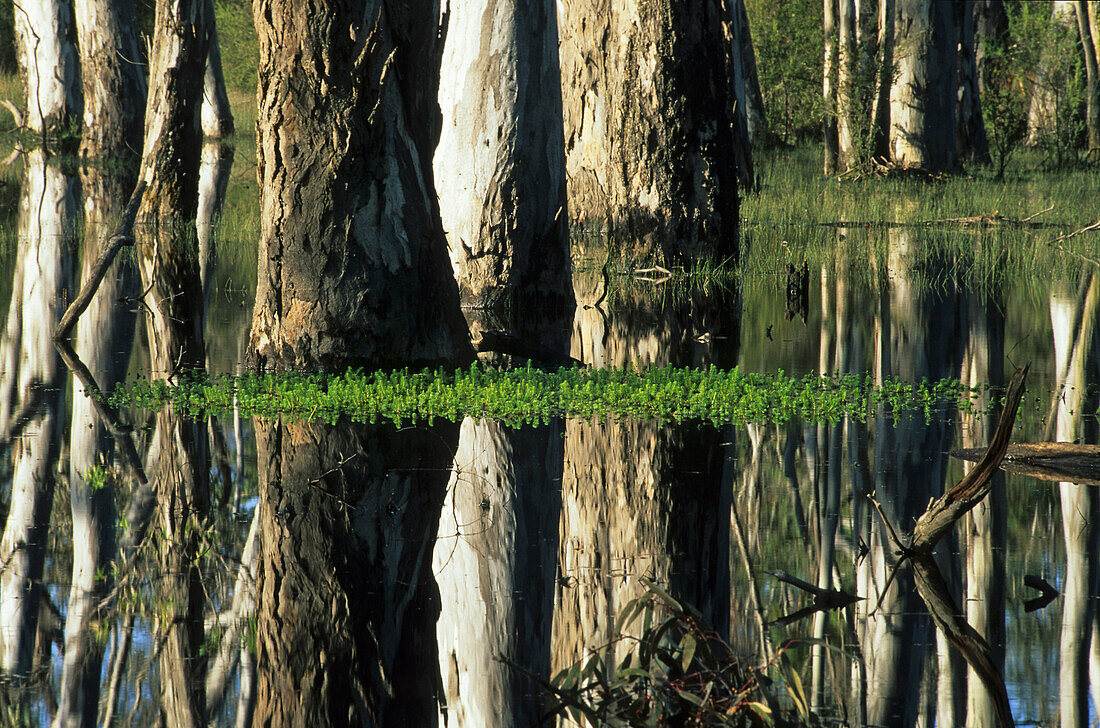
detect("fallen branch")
(764, 570), (861, 627)
(54, 181), (146, 341)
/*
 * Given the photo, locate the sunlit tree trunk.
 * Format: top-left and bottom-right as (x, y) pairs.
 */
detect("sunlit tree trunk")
(248, 0), (471, 371)
(726, 0), (756, 188)
(201, 1), (234, 139)
(0, 151), (75, 676)
(435, 0), (570, 309)
(960, 283), (1005, 728)
(557, 0), (740, 262)
(888, 0), (958, 170)
(52, 159), (140, 728)
(14, 0), (81, 136)
(1050, 274), (1099, 728)
(73, 0), (146, 158)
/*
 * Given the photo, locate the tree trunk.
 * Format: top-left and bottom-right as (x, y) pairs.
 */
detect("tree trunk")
(73, 0), (146, 158)
(558, 0), (740, 263)
(888, 0), (958, 170)
(973, 0), (1007, 97)
(1026, 1), (1079, 148)
(52, 160), (140, 728)
(248, 0), (472, 371)
(14, 0), (81, 136)
(0, 150), (75, 676)
(956, 1), (990, 163)
(823, 0), (839, 174)
(732, 0), (768, 147)
(201, 0), (235, 139)
(252, 421), (455, 727)
(134, 2), (212, 725)
(1076, 1), (1100, 153)
(434, 0), (571, 310)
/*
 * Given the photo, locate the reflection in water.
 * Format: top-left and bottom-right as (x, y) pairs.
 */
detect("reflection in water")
(0, 175), (1096, 726)
(0, 151), (75, 693)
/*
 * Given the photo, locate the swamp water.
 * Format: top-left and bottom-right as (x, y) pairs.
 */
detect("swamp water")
(0, 148), (1096, 727)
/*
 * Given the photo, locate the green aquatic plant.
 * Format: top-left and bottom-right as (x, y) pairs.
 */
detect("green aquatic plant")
(111, 364), (984, 428)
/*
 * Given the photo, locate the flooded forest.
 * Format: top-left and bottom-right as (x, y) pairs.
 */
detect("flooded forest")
(1, 0), (1100, 726)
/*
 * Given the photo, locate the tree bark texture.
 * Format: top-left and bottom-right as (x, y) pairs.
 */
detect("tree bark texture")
(52, 160), (139, 728)
(973, 0), (1007, 97)
(731, 0), (767, 146)
(0, 151), (75, 675)
(14, 0), (81, 136)
(74, 0), (147, 158)
(248, 0), (472, 370)
(888, 0), (958, 170)
(435, 0), (571, 310)
(252, 421), (455, 727)
(823, 0), (839, 173)
(557, 0), (740, 263)
(725, 0), (757, 188)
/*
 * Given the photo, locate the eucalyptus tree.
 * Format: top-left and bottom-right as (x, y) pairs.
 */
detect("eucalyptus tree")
(201, 13), (235, 138)
(246, 1), (471, 724)
(73, 0), (146, 157)
(14, 0), (80, 136)
(134, 0), (212, 724)
(1025, 1), (1080, 150)
(435, 0), (570, 310)
(557, 0), (741, 263)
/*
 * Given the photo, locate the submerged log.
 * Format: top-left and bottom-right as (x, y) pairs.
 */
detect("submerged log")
(949, 442), (1100, 485)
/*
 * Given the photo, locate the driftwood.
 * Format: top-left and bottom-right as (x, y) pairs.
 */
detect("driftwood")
(950, 443), (1100, 485)
(54, 181), (146, 342)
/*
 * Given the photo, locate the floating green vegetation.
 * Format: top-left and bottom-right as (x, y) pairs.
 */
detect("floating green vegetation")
(111, 364), (986, 428)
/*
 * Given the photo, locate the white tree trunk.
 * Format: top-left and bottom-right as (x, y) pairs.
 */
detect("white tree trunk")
(73, 0), (146, 157)
(1025, 1), (1079, 147)
(435, 0), (570, 309)
(201, 8), (235, 139)
(14, 0), (81, 135)
(888, 0), (958, 169)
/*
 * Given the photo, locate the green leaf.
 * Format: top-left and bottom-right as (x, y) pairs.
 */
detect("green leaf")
(679, 633), (697, 674)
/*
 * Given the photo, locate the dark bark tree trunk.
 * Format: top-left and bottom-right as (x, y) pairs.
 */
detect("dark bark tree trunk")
(248, 0), (472, 370)
(435, 0), (571, 310)
(956, 1), (990, 163)
(252, 421), (455, 727)
(73, 0), (146, 158)
(732, 0), (767, 146)
(726, 0), (757, 188)
(15, 0), (81, 136)
(558, 0), (740, 263)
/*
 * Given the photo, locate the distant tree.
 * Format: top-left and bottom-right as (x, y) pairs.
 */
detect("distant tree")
(557, 0), (741, 264)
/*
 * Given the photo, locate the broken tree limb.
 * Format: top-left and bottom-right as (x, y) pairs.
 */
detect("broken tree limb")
(54, 180), (146, 341)
(764, 570), (861, 627)
(910, 364), (1029, 552)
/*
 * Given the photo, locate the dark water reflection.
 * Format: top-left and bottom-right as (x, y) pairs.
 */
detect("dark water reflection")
(0, 154), (1096, 727)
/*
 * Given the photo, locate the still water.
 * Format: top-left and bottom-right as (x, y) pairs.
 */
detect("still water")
(0, 148), (1096, 727)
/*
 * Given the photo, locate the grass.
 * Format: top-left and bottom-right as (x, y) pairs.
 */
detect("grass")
(111, 363), (987, 428)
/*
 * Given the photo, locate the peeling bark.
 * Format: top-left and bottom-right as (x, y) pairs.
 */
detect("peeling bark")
(248, 0), (472, 370)
(14, 0), (81, 136)
(73, 0), (146, 158)
(558, 0), (740, 263)
(435, 0), (570, 309)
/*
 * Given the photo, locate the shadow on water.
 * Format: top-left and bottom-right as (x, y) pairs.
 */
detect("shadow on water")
(0, 154), (1097, 727)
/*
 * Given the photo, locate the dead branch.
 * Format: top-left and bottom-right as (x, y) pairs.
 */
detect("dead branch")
(910, 364), (1029, 551)
(54, 180), (146, 341)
